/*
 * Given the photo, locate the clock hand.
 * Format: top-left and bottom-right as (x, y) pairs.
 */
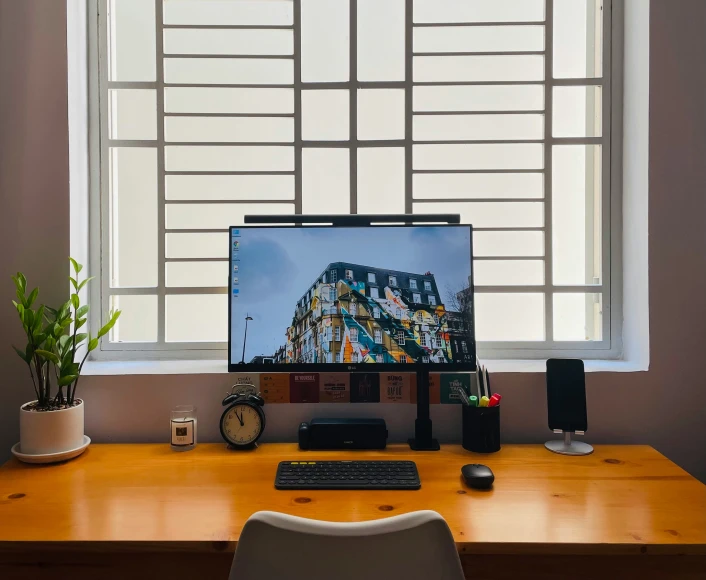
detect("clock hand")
(235, 408), (244, 426)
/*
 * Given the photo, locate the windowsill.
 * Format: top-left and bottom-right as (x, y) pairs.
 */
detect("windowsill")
(82, 358), (647, 376)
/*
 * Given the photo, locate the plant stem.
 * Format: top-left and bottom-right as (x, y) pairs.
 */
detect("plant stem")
(69, 351), (91, 405)
(27, 365), (40, 402)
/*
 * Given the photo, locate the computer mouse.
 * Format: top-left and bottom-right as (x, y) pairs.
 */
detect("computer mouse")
(461, 464), (494, 490)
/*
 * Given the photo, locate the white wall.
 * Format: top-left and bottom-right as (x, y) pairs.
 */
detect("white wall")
(2, 0), (706, 483)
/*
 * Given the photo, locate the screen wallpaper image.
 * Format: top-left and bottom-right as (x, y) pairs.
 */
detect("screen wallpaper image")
(230, 226), (475, 367)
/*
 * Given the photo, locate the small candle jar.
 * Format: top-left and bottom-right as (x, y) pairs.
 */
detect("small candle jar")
(170, 405), (197, 451)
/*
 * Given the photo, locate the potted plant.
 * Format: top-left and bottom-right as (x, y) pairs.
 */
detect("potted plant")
(10, 258), (120, 461)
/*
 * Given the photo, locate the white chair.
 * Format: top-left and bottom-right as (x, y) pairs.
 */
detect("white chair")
(229, 510), (464, 580)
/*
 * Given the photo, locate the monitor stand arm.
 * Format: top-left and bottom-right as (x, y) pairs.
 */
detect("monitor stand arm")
(408, 371), (440, 451)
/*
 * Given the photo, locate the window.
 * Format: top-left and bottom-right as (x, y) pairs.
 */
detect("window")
(430, 336), (436, 349)
(370, 287), (379, 300)
(374, 329), (382, 344)
(433, 313), (439, 324)
(400, 355), (407, 363)
(417, 311), (423, 322)
(373, 306), (380, 319)
(367, 272), (376, 284)
(330, 288), (337, 301)
(326, 327), (332, 341)
(335, 326), (341, 341)
(352, 352), (360, 363)
(396, 307), (402, 319)
(462, 341), (468, 354)
(345, 269), (354, 281)
(413, 293), (421, 303)
(326, 352), (332, 363)
(397, 331), (405, 346)
(350, 302), (357, 316)
(93, 0), (616, 361)
(336, 351), (341, 363)
(322, 273), (327, 284)
(350, 328), (358, 343)
(409, 278), (417, 290)
(428, 295), (436, 306)
(422, 357), (430, 364)
(376, 354), (383, 363)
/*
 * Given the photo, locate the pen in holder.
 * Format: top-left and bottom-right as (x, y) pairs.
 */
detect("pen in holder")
(462, 403), (500, 454)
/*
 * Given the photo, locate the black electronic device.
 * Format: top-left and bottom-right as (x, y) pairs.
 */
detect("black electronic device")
(275, 460), (421, 490)
(546, 358), (588, 432)
(545, 358), (593, 456)
(461, 463), (495, 490)
(298, 418), (387, 450)
(220, 387), (266, 448)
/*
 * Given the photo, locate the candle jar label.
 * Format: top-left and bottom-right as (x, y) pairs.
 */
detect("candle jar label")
(171, 419), (195, 446)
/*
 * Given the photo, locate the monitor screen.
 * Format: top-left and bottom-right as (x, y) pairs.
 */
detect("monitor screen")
(229, 225), (475, 372)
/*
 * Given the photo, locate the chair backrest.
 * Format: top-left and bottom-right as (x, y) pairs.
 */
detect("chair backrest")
(229, 510), (464, 580)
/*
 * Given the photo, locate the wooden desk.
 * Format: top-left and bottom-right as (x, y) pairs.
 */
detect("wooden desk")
(1, 444), (705, 580)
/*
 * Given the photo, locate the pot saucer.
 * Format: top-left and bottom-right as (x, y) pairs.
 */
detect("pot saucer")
(11, 436), (91, 464)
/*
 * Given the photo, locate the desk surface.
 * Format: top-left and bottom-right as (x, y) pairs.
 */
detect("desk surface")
(1, 444), (705, 555)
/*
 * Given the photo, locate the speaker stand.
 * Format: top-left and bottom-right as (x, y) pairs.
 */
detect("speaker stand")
(408, 370), (440, 451)
(545, 431), (593, 456)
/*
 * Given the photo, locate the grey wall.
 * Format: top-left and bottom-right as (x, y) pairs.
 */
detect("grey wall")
(1, 0), (706, 482)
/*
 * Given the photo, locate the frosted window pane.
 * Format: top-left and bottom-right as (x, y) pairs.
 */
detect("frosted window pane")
(414, 144), (543, 170)
(414, 26), (544, 53)
(165, 146), (294, 172)
(414, 114), (543, 142)
(110, 148), (157, 287)
(413, 173), (543, 199)
(475, 293), (545, 341)
(474, 260), (544, 286)
(164, 58), (293, 85)
(358, 0), (405, 81)
(554, 293), (603, 341)
(164, 0), (294, 25)
(109, 90), (156, 140)
(552, 145), (602, 285)
(110, 295), (158, 342)
(414, 202), (544, 228)
(357, 148), (405, 213)
(302, 149), (350, 213)
(165, 117), (294, 143)
(166, 203), (294, 229)
(358, 90), (405, 140)
(554, 0), (602, 78)
(473, 231), (544, 257)
(414, 85), (544, 112)
(166, 233), (230, 258)
(414, 0), (545, 24)
(301, 90), (349, 140)
(414, 56), (544, 82)
(166, 175), (294, 201)
(163, 29), (293, 56)
(166, 295), (228, 342)
(553, 86), (602, 137)
(165, 88), (293, 114)
(166, 262), (228, 287)
(108, 0), (155, 81)
(301, 0), (349, 82)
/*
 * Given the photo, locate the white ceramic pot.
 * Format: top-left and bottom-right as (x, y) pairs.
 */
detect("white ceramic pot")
(19, 399), (85, 455)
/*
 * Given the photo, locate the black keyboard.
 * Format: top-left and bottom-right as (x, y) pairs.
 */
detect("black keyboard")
(275, 460), (421, 490)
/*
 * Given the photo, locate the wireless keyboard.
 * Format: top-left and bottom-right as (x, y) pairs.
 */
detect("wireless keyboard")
(275, 460), (421, 490)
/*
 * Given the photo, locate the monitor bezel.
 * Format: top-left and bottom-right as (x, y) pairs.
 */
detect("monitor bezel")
(228, 223), (475, 373)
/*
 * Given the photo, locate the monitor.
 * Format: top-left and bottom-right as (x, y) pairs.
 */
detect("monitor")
(228, 224), (475, 372)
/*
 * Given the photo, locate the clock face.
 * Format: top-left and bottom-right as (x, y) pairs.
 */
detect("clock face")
(222, 403), (263, 446)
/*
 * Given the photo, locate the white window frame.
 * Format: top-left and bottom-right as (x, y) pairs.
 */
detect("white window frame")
(374, 329), (382, 344)
(400, 355), (407, 364)
(330, 270), (337, 284)
(373, 306), (380, 319)
(88, 0), (623, 362)
(428, 295), (436, 306)
(350, 328), (358, 343)
(409, 278), (417, 290)
(397, 331), (405, 346)
(367, 272), (376, 283)
(345, 269), (354, 281)
(413, 292), (421, 304)
(389, 275), (397, 287)
(350, 302), (357, 316)
(423, 281), (432, 292)
(335, 326), (341, 341)
(370, 287), (379, 300)
(335, 351), (341, 363)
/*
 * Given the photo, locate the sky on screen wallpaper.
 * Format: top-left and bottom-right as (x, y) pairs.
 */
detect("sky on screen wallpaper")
(229, 226), (473, 366)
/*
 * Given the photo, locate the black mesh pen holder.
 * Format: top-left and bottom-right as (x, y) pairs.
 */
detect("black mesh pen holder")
(462, 404), (500, 453)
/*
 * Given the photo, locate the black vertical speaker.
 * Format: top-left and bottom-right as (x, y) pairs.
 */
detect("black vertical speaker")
(544, 359), (593, 455)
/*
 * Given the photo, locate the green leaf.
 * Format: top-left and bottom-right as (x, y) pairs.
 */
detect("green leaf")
(12, 346), (30, 364)
(32, 305), (45, 333)
(75, 318), (87, 330)
(27, 287), (38, 308)
(33, 333), (47, 347)
(69, 257), (83, 275)
(76, 305), (89, 319)
(53, 322), (62, 336)
(58, 301), (70, 320)
(57, 335), (71, 356)
(16, 287), (26, 307)
(69, 276), (78, 291)
(71, 293), (79, 309)
(88, 338), (99, 352)
(97, 309), (121, 339)
(45, 306), (58, 317)
(23, 309), (34, 329)
(76, 277), (95, 292)
(35, 350), (60, 364)
(74, 333), (88, 345)
(58, 374), (78, 387)
(15, 303), (24, 319)
(18, 273), (27, 291)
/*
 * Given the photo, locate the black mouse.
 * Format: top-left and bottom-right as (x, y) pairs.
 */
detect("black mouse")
(461, 464), (494, 489)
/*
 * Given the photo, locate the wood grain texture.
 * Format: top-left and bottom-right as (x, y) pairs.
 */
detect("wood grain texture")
(0, 443), (705, 556)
